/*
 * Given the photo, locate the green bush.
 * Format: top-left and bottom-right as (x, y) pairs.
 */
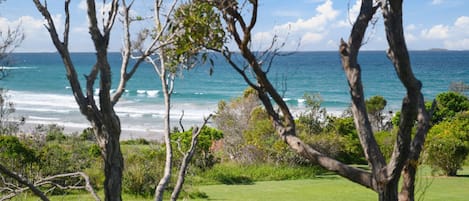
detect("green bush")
(374, 130), (396, 161)
(425, 115), (469, 176)
(122, 145), (165, 197)
(121, 138), (150, 145)
(432, 91), (469, 124)
(171, 126), (223, 170)
(80, 127), (95, 141)
(366, 95), (388, 131)
(0, 135), (37, 164)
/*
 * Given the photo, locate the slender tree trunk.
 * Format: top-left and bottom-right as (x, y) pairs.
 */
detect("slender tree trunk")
(154, 69), (173, 201)
(171, 127), (199, 201)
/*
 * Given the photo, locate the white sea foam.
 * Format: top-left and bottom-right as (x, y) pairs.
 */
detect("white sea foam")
(28, 116), (61, 121)
(9, 91), (77, 110)
(1, 66), (38, 70)
(146, 90), (159, 97)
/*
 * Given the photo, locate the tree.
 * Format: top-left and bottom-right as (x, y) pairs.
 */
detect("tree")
(128, 1), (224, 200)
(366, 95), (388, 131)
(425, 114), (469, 176)
(449, 81), (469, 96)
(0, 5), (24, 79)
(32, 1), (156, 200)
(211, 0), (431, 200)
(431, 91), (469, 124)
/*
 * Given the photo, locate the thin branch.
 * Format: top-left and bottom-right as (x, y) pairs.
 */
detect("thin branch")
(0, 163), (49, 201)
(179, 110), (185, 132)
(171, 114), (213, 201)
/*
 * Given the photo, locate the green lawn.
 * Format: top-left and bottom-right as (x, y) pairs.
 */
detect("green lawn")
(191, 174), (469, 201)
(11, 167), (469, 201)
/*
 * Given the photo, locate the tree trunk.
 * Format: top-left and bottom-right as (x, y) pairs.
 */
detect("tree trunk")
(399, 162), (416, 201)
(171, 127), (200, 201)
(154, 69), (173, 201)
(96, 127), (123, 201)
(379, 184), (399, 201)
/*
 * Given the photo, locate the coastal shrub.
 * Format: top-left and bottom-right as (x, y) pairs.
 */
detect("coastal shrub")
(32, 124), (67, 142)
(122, 145), (165, 196)
(121, 138), (150, 145)
(171, 126), (223, 170)
(80, 127), (95, 141)
(242, 107), (292, 164)
(374, 130), (396, 161)
(214, 87), (260, 162)
(425, 113), (469, 176)
(365, 95), (388, 131)
(0, 88), (24, 135)
(0, 135), (38, 180)
(297, 93), (327, 135)
(432, 91), (469, 124)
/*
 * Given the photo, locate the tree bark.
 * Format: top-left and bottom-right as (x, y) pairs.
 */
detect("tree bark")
(32, 1), (140, 201)
(216, 0), (430, 201)
(217, 0), (373, 190)
(154, 54), (173, 201)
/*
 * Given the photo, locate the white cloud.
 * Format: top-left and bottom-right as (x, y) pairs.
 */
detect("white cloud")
(252, 0), (339, 50)
(0, 15), (64, 52)
(416, 16), (469, 49)
(274, 0), (338, 32)
(431, 0), (444, 5)
(335, 0), (360, 28)
(301, 32), (323, 44)
(406, 24), (417, 31)
(421, 24), (449, 39)
(454, 16), (469, 33)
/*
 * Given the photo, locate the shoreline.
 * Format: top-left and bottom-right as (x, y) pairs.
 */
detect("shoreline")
(16, 106), (358, 141)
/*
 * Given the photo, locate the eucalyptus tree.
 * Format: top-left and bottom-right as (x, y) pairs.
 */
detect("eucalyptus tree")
(130, 1), (224, 200)
(32, 1), (162, 200)
(211, 0), (431, 200)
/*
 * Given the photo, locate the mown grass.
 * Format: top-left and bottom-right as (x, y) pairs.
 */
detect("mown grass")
(11, 166), (469, 201)
(188, 163), (322, 185)
(190, 166), (469, 201)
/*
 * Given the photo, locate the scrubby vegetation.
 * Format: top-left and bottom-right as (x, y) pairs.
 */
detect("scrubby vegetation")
(1, 88), (468, 200)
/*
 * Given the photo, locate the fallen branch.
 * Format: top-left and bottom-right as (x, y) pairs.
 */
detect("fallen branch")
(0, 167), (100, 201)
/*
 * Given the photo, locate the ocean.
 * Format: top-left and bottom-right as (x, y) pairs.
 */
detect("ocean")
(1, 51), (468, 139)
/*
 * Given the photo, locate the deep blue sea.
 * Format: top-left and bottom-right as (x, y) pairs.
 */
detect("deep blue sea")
(1, 51), (468, 139)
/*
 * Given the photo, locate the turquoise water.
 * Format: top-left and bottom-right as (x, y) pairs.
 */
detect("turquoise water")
(1, 51), (468, 139)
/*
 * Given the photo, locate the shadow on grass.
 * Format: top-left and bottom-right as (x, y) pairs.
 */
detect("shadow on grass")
(215, 174), (254, 185)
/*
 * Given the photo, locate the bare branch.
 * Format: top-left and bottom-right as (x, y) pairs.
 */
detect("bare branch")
(171, 114), (213, 201)
(0, 163), (49, 201)
(32, 0), (88, 116)
(179, 110), (185, 132)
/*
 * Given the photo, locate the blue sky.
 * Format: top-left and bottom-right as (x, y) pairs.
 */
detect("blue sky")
(1, 0), (468, 52)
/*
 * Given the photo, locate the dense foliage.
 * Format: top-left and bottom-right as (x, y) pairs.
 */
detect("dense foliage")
(431, 91), (469, 124)
(425, 112), (469, 176)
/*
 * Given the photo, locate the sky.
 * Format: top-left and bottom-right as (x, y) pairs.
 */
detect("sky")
(0, 0), (468, 52)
